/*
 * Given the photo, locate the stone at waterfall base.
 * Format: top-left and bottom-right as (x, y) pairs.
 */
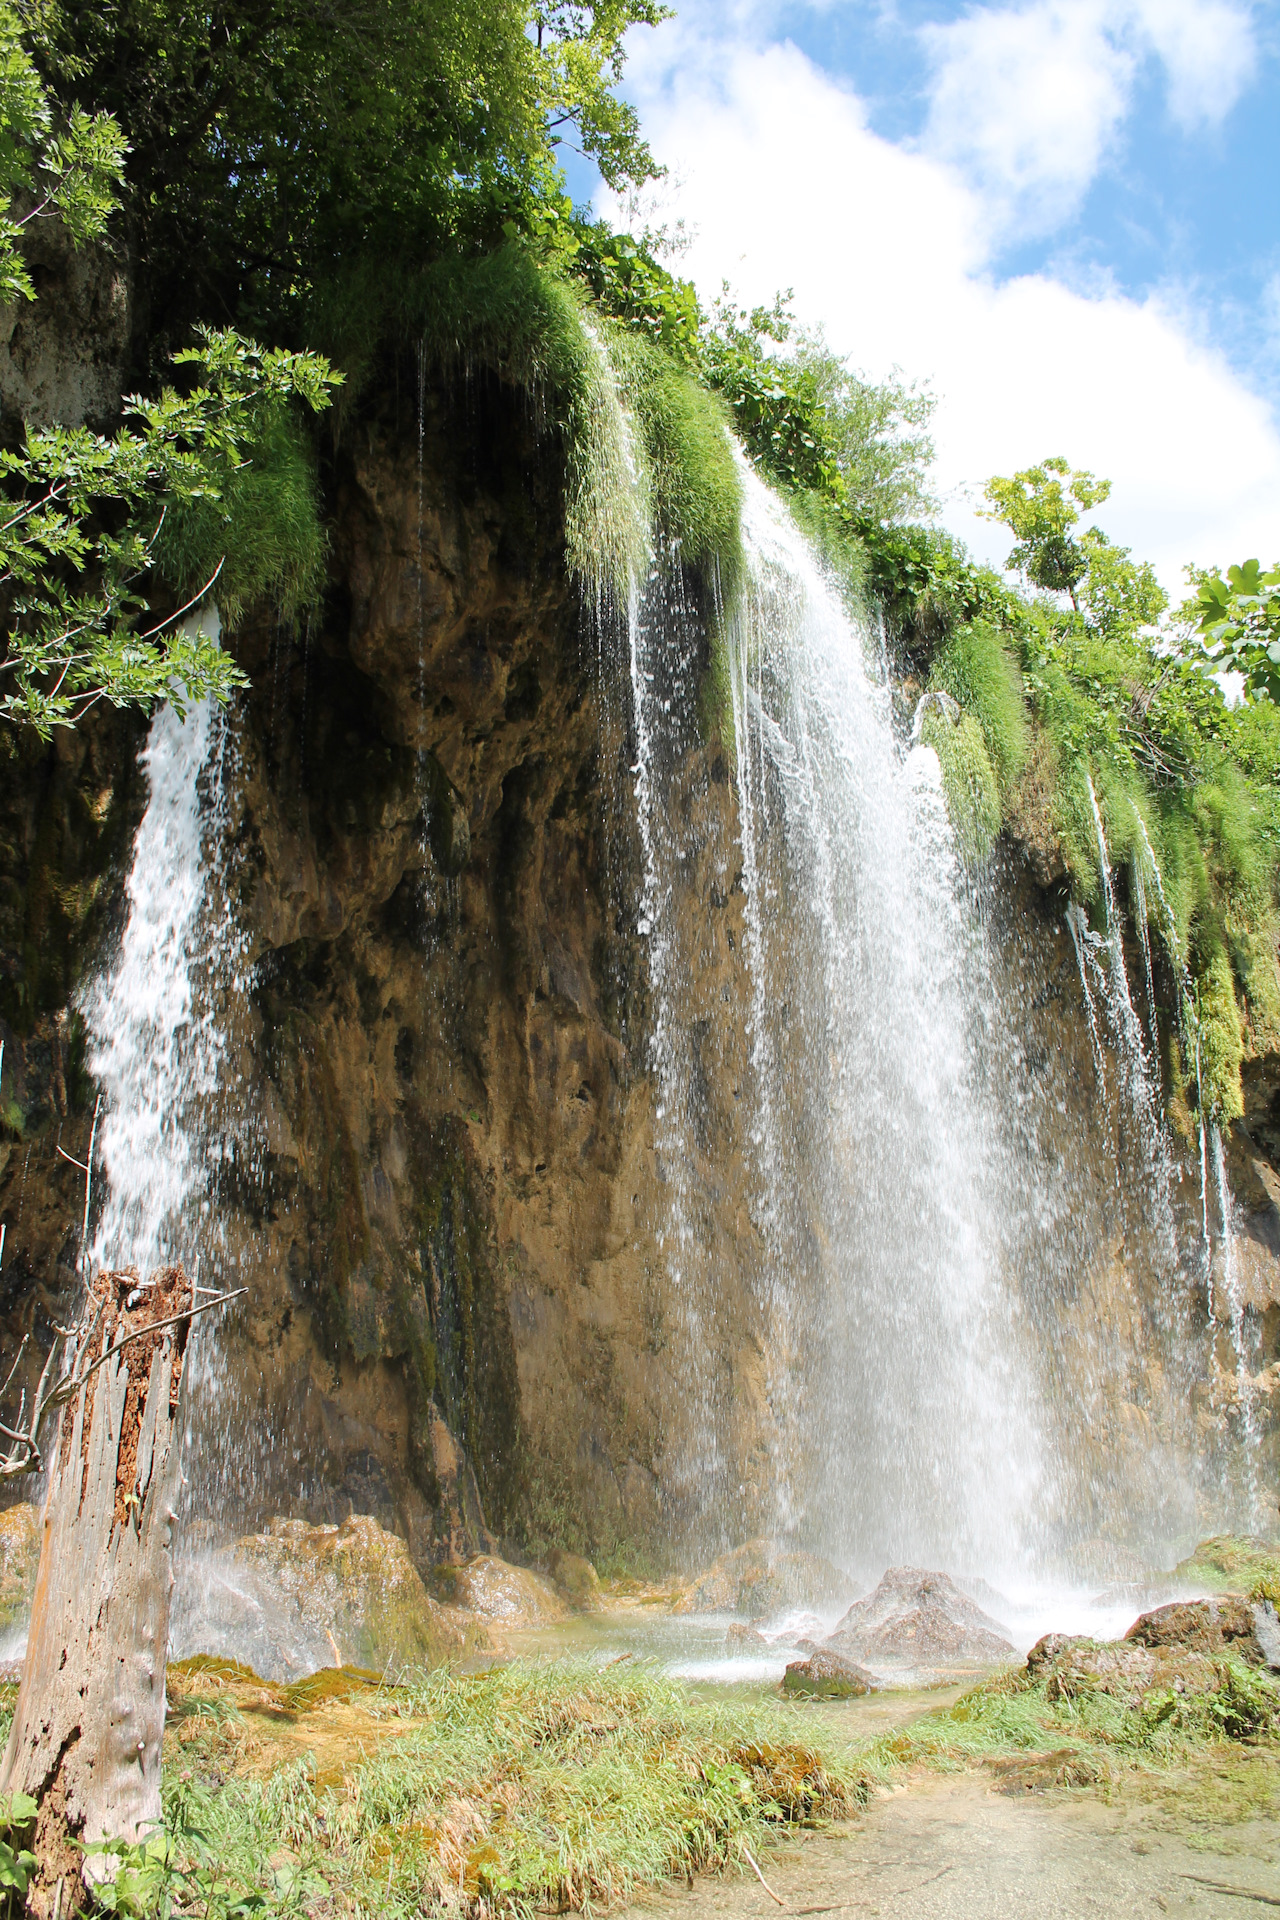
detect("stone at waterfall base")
(172, 1515), (488, 1681)
(783, 1650), (877, 1697)
(546, 1548), (604, 1612)
(824, 1567), (1014, 1665)
(1026, 1632), (1242, 1707)
(429, 1553), (567, 1625)
(673, 1539), (858, 1618)
(1125, 1597), (1280, 1669)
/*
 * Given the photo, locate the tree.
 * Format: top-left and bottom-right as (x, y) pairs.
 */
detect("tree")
(0, 0), (125, 307)
(981, 456), (1111, 608)
(0, 1266), (239, 1914)
(3, 329), (339, 735)
(0, 3), (340, 736)
(1184, 559), (1280, 703)
(28, 0), (671, 362)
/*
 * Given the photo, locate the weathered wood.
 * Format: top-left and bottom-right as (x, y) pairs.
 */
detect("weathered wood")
(0, 1267), (192, 1916)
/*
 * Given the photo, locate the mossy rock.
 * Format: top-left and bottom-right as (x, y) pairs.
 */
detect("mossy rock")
(1174, 1536), (1280, 1597)
(429, 1554), (566, 1625)
(188, 1514), (490, 1680)
(547, 1548), (603, 1613)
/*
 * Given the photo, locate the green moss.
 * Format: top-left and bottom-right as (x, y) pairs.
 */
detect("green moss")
(929, 620), (1029, 795)
(1173, 1536), (1280, 1593)
(922, 706), (1002, 865)
(1192, 944), (1245, 1122)
(617, 337), (742, 585)
(153, 406), (328, 627)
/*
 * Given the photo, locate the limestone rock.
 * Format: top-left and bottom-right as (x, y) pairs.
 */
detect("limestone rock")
(430, 1554), (566, 1625)
(172, 1514), (485, 1681)
(1028, 1634), (1223, 1707)
(673, 1539), (857, 1617)
(726, 1622), (768, 1648)
(0, 1502), (39, 1636)
(826, 1567), (1013, 1664)
(782, 1650), (876, 1698)
(1125, 1597), (1274, 1667)
(547, 1548), (603, 1612)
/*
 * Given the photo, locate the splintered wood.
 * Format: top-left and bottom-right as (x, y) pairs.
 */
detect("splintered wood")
(1, 1267), (193, 1917)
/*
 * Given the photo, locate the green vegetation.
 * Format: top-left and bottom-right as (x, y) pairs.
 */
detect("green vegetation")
(1, 330), (337, 734)
(95, 1660), (865, 1919)
(1173, 1536), (1280, 1598)
(35, 1633), (1280, 1918)
(0, 7), (339, 735)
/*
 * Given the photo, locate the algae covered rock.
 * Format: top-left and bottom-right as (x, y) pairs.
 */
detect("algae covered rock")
(430, 1554), (566, 1625)
(1125, 1597), (1277, 1668)
(0, 1502), (39, 1636)
(172, 1514), (486, 1681)
(674, 1540), (857, 1618)
(547, 1548), (603, 1613)
(1173, 1535), (1280, 1595)
(783, 1650), (876, 1698)
(826, 1567), (1013, 1665)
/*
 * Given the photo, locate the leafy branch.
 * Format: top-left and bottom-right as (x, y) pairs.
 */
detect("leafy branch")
(0, 330), (342, 736)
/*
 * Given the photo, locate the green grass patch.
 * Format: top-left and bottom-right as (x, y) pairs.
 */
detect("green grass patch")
(152, 1659), (866, 1920)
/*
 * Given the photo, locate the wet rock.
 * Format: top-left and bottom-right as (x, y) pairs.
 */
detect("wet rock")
(1028, 1634), (1222, 1707)
(726, 1622), (769, 1648)
(826, 1567), (1014, 1665)
(673, 1540), (857, 1617)
(547, 1548), (603, 1613)
(0, 1502), (39, 1637)
(782, 1650), (876, 1698)
(1172, 1535), (1280, 1594)
(1125, 1597), (1277, 1667)
(430, 1554), (566, 1625)
(172, 1514), (485, 1681)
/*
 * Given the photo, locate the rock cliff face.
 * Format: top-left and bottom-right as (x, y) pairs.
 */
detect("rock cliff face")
(0, 364), (1277, 1581)
(0, 366), (758, 1571)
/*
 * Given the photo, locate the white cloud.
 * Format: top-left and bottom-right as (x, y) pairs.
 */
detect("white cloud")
(920, 3), (1134, 237)
(918, 0), (1256, 237)
(1132, 0), (1256, 128)
(603, 32), (1280, 590)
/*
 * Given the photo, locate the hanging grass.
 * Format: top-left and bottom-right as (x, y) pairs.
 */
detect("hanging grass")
(922, 705), (1002, 866)
(927, 620), (1028, 797)
(152, 406), (329, 627)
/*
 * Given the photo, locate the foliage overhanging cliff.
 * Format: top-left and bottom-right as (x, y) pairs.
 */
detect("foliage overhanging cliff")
(11, 0), (1280, 1131)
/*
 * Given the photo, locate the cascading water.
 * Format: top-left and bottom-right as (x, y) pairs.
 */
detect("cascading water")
(720, 465), (1041, 1575)
(80, 618), (251, 1281)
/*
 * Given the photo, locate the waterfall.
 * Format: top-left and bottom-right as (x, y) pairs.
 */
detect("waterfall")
(716, 465), (1040, 1574)
(80, 625), (250, 1281)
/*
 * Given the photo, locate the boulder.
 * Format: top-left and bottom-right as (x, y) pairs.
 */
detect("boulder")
(430, 1554), (566, 1625)
(826, 1567), (1013, 1665)
(1172, 1535), (1280, 1594)
(726, 1622), (769, 1648)
(783, 1650), (876, 1698)
(0, 1502), (39, 1636)
(1026, 1633), (1223, 1707)
(547, 1548), (604, 1613)
(673, 1540), (858, 1617)
(1125, 1597), (1278, 1668)
(171, 1514), (486, 1681)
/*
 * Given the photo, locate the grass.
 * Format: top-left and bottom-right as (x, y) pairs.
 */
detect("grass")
(149, 1659), (867, 1920)
(10, 1635), (1280, 1917)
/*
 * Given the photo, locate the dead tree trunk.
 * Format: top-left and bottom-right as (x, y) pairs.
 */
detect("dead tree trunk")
(0, 1267), (193, 1916)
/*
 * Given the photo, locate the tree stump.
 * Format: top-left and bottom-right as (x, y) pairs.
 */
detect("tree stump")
(1, 1266), (192, 1916)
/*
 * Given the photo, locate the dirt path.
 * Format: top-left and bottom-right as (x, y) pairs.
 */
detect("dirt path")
(625, 1763), (1280, 1920)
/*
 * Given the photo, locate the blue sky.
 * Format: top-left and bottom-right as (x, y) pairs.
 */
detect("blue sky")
(566, 0), (1280, 587)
